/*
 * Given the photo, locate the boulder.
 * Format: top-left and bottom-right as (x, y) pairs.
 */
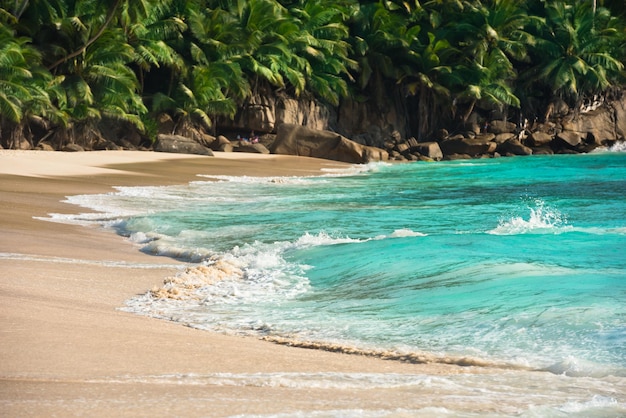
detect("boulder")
(555, 131), (583, 149)
(157, 113), (176, 134)
(439, 136), (496, 156)
(475, 133), (496, 142)
(270, 123), (388, 164)
(444, 153), (472, 160)
(527, 131), (553, 147)
(62, 143), (85, 152)
(218, 143), (234, 152)
(210, 135), (232, 151)
(561, 107), (616, 144)
(198, 133), (216, 148)
(117, 138), (138, 149)
(614, 93), (626, 140)
(362, 145), (389, 162)
(235, 143), (270, 154)
(533, 147), (554, 155)
(414, 142), (443, 161)
(488, 120), (516, 134)
(406, 137), (419, 149)
(497, 138), (532, 156)
(93, 138), (121, 150)
(154, 134), (213, 156)
(36, 142), (55, 151)
(395, 142), (410, 154)
(494, 133), (515, 144)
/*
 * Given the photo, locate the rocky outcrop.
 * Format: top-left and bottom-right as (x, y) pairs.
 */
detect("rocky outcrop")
(561, 107), (616, 145)
(498, 138), (533, 156)
(270, 123), (388, 164)
(440, 135), (497, 156)
(220, 90), (336, 135)
(555, 131), (584, 149)
(382, 134), (444, 161)
(615, 94), (626, 140)
(3, 85), (624, 165)
(527, 132), (553, 147)
(218, 86), (408, 150)
(413, 142), (443, 160)
(209, 135), (234, 152)
(488, 120), (516, 134)
(154, 134), (213, 156)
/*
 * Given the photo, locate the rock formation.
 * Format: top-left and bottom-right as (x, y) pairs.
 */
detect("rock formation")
(2, 87), (624, 164)
(154, 134), (213, 156)
(270, 123), (388, 164)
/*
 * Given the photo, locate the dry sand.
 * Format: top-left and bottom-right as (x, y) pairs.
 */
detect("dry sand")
(0, 150), (510, 417)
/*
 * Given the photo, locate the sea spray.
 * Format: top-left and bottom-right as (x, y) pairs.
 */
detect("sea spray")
(488, 198), (571, 235)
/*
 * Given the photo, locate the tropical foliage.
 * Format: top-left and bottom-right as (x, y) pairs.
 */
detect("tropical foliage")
(1, 0), (625, 146)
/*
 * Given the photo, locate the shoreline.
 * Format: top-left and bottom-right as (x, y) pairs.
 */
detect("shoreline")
(0, 150), (613, 416)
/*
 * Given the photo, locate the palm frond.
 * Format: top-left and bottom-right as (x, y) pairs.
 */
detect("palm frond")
(0, 91), (23, 122)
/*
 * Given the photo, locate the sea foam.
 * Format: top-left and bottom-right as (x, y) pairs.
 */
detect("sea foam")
(488, 199), (571, 235)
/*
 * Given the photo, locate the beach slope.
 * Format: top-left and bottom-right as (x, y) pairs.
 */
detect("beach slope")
(1, 150), (493, 416)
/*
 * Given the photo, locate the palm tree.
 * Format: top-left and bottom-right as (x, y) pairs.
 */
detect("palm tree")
(446, 0), (538, 121)
(0, 21), (61, 148)
(46, 0), (123, 72)
(285, 0), (355, 105)
(39, 1), (161, 138)
(452, 0), (538, 66)
(119, 0), (186, 94)
(455, 48), (521, 122)
(401, 31), (457, 139)
(347, 0), (416, 105)
(523, 1), (625, 107)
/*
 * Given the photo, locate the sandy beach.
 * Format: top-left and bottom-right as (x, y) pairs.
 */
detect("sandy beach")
(0, 150), (578, 417)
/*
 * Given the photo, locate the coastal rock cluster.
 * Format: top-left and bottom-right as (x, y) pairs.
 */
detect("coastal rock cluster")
(2, 90), (624, 165)
(383, 100), (626, 162)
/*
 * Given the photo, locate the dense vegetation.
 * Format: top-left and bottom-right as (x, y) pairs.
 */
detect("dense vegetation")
(1, 0), (625, 147)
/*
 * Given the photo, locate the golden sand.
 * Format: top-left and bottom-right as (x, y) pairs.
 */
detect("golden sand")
(1, 150), (538, 416)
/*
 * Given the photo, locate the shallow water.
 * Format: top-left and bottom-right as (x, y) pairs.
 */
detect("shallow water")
(46, 149), (626, 416)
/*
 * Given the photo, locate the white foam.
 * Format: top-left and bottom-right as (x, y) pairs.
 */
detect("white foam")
(0, 252), (182, 269)
(593, 140), (626, 153)
(195, 174), (318, 185)
(230, 408), (457, 418)
(388, 229), (428, 238)
(557, 395), (624, 413)
(294, 231), (364, 247)
(90, 371), (626, 418)
(488, 199), (571, 235)
(318, 161), (394, 178)
(91, 371), (460, 390)
(140, 240), (215, 262)
(125, 236), (314, 311)
(544, 357), (626, 378)
(34, 212), (122, 226)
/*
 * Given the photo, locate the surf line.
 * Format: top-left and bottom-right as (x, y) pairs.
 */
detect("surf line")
(0, 252), (182, 269)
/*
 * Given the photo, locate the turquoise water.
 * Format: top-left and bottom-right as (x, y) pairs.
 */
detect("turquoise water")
(54, 149), (626, 415)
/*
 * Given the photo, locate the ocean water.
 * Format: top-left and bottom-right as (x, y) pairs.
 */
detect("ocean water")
(47, 147), (626, 416)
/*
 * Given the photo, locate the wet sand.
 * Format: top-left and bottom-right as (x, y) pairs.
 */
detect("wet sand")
(0, 150), (546, 416)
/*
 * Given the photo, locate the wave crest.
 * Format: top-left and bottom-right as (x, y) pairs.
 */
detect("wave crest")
(488, 199), (571, 235)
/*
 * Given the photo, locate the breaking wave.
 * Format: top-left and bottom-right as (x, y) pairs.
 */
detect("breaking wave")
(488, 199), (572, 235)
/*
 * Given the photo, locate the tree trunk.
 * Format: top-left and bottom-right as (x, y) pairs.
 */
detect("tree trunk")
(462, 100), (477, 123)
